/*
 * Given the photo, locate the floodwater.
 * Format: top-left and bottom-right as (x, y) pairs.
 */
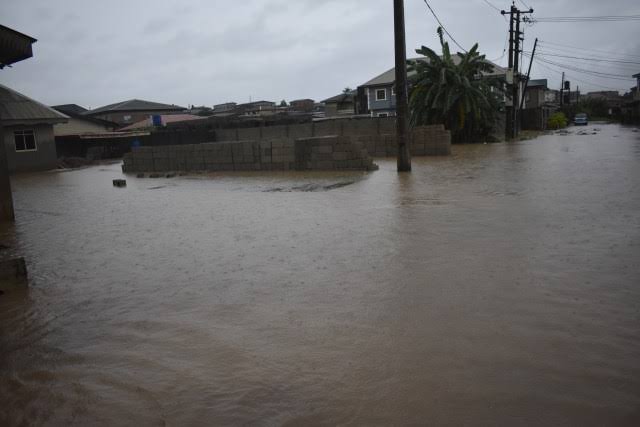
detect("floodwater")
(1, 123), (639, 426)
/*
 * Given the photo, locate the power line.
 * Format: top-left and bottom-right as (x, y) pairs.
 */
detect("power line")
(532, 15), (640, 23)
(537, 40), (640, 60)
(481, 0), (501, 13)
(529, 57), (627, 91)
(422, 0), (467, 53)
(524, 51), (640, 66)
(524, 52), (635, 81)
(518, 0), (531, 10)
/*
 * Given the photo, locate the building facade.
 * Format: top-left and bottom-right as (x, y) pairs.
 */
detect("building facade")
(1, 84), (67, 172)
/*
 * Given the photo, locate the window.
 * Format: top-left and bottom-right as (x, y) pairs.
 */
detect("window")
(375, 89), (387, 101)
(14, 130), (37, 152)
(377, 113), (389, 118)
(391, 86), (396, 96)
(123, 115), (132, 122)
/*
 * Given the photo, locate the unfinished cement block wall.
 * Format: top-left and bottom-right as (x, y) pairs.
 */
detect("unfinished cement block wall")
(213, 118), (450, 157)
(122, 136), (376, 173)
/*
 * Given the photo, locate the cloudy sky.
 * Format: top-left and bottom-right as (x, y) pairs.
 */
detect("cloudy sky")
(1, 0), (638, 109)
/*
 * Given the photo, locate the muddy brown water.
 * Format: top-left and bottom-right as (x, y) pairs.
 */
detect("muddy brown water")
(1, 124), (639, 426)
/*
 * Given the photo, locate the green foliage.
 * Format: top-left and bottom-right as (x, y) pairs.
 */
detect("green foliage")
(548, 112), (568, 129)
(562, 98), (612, 120)
(343, 87), (353, 94)
(408, 27), (504, 142)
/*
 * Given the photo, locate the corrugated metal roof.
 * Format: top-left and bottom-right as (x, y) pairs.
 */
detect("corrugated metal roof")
(118, 114), (206, 131)
(83, 99), (186, 115)
(361, 56), (507, 87)
(0, 84), (68, 124)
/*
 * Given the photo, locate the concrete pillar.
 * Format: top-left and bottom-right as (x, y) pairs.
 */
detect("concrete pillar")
(0, 116), (15, 222)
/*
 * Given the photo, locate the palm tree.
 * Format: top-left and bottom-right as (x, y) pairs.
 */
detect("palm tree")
(408, 28), (503, 142)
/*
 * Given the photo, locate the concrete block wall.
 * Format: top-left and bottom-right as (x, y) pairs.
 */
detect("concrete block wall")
(354, 125), (451, 157)
(213, 118), (450, 157)
(122, 136), (376, 173)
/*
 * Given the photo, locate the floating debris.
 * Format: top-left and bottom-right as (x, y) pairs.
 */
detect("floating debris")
(113, 179), (127, 187)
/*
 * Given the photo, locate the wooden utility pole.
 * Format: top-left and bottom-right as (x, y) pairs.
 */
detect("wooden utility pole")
(394, 0), (411, 172)
(0, 113), (14, 222)
(560, 72), (565, 107)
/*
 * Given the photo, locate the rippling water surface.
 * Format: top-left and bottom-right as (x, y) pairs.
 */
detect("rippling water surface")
(1, 124), (639, 425)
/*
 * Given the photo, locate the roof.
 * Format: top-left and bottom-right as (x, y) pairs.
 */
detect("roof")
(528, 79), (548, 88)
(290, 99), (314, 103)
(0, 25), (37, 68)
(360, 55), (507, 87)
(51, 104), (117, 128)
(322, 91), (356, 103)
(83, 99), (186, 116)
(0, 84), (68, 125)
(633, 72), (640, 78)
(51, 104), (88, 115)
(118, 114), (206, 131)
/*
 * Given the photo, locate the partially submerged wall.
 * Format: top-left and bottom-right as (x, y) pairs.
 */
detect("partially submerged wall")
(122, 136), (377, 173)
(214, 120), (451, 157)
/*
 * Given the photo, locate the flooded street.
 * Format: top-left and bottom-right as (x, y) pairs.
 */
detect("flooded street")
(1, 123), (639, 425)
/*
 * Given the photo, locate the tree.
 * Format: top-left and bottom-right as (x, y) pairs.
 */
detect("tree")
(342, 87), (353, 94)
(408, 28), (503, 142)
(280, 100), (288, 107)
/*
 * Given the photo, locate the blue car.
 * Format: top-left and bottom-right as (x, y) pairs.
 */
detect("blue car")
(574, 113), (588, 126)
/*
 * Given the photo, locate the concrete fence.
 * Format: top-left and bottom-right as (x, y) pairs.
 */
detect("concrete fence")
(122, 135), (377, 173)
(213, 119), (451, 156)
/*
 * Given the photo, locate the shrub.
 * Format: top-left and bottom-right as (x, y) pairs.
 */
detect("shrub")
(548, 112), (568, 130)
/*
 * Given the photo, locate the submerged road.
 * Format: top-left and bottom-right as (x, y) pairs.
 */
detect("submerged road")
(1, 123), (639, 425)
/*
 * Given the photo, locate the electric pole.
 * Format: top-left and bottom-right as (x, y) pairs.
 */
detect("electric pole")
(501, 3), (533, 140)
(394, 0), (411, 172)
(560, 72), (565, 107)
(519, 38), (538, 112)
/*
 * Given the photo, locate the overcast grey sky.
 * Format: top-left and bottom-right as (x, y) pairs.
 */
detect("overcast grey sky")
(1, 0), (638, 109)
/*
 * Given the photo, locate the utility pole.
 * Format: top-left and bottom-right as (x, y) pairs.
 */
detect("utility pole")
(501, 3), (533, 140)
(560, 72), (565, 107)
(394, 0), (411, 172)
(519, 38), (538, 112)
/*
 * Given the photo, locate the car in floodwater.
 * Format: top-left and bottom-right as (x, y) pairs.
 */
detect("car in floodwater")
(574, 113), (588, 126)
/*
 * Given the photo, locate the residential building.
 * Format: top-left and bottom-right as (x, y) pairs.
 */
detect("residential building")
(83, 99), (186, 126)
(521, 79), (552, 130)
(119, 114), (206, 131)
(289, 99), (315, 113)
(357, 56), (507, 117)
(322, 91), (356, 117)
(236, 100), (276, 117)
(0, 84), (67, 172)
(52, 104), (117, 136)
(213, 102), (237, 113)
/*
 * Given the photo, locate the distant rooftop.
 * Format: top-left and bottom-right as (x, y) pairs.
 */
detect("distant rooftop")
(84, 99), (186, 115)
(0, 84), (68, 125)
(51, 103), (88, 116)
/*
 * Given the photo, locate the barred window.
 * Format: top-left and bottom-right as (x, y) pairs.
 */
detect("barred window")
(14, 130), (37, 152)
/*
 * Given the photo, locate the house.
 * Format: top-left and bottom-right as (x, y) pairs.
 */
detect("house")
(51, 104), (117, 136)
(521, 79), (552, 130)
(236, 100), (276, 117)
(322, 91), (356, 117)
(118, 114), (206, 131)
(621, 72), (640, 123)
(83, 99), (186, 126)
(0, 84), (68, 172)
(289, 99), (315, 113)
(358, 56), (507, 117)
(1, 24), (38, 222)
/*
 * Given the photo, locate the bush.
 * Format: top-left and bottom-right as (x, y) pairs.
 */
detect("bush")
(548, 112), (568, 130)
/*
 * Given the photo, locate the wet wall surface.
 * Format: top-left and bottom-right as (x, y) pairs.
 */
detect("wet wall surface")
(1, 124), (639, 425)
